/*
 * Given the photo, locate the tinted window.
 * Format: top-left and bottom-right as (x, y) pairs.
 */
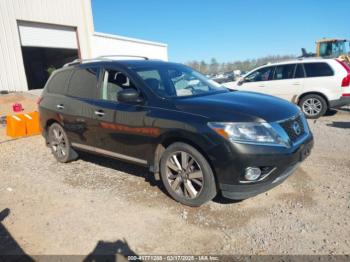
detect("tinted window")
(47, 70), (72, 95)
(245, 66), (274, 82)
(134, 64), (226, 97)
(273, 64), (296, 80)
(294, 64), (305, 78)
(304, 63), (333, 77)
(99, 69), (137, 101)
(136, 69), (167, 96)
(68, 68), (99, 99)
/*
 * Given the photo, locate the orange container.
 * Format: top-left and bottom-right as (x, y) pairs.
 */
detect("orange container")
(6, 114), (26, 138)
(19, 111), (41, 136)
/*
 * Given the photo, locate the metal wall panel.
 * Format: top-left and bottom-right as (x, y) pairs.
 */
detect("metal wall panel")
(18, 21), (78, 49)
(0, 0), (94, 92)
(0, 0), (168, 92)
(92, 32), (168, 61)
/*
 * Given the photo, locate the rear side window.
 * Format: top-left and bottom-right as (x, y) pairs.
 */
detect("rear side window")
(304, 63), (334, 77)
(294, 64), (305, 78)
(47, 70), (72, 95)
(273, 64), (295, 80)
(68, 68), (100, 99)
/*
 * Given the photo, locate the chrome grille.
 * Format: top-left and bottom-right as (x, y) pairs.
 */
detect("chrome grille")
(279, 115), (305, 142)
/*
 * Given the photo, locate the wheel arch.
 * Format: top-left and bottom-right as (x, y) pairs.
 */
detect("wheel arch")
(152, 134), (216, 182)
(43, 119), (59, 144)
(297, 92), (330, 107)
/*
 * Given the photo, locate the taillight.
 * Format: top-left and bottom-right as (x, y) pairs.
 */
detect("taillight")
(342, 75), (350, 87)
(36, 97), (43, 105)
(336, 59), (350, 87)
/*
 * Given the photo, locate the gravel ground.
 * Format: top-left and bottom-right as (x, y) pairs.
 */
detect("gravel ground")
(0, 108), (349, 256)
(0, 92), (38, 117)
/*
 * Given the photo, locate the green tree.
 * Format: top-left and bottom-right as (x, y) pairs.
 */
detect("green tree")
(185, 54), (296, 74)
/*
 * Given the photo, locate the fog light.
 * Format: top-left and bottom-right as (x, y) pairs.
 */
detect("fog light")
(245, 167), (262, 181)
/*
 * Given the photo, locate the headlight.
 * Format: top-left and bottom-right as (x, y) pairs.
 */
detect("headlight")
(208, 122), (289, 147)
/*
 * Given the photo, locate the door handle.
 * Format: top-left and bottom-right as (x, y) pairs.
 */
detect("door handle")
(258, 85), (265, 87)
(292, 82), (300, 85)
(56, 104), (64, 110)
(94, 110), (105, 117)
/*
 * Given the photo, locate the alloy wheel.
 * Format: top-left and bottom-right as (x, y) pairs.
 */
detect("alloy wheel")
(165, 151), (204, 199)
(50, 125), (67, 159)
(302, 98), (322, 117)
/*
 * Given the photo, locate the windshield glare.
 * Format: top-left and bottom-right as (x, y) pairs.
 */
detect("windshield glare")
(133, 64), (227, 98)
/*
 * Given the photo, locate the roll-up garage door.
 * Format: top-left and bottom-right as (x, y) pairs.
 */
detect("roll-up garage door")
(18, 21), (78, 49)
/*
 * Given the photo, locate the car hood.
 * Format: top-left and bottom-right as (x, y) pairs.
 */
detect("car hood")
(174, 91), (300, 123)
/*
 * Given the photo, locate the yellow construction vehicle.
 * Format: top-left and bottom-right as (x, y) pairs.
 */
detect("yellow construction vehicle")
(316, 38), (350, 63)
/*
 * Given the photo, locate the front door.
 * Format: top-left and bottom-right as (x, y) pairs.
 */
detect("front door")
(92, 67), (151, 164)
(238, 66), (274, 95)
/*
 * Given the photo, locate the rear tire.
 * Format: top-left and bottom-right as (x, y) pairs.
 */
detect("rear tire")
(48, 123), (78, 163)
(299, 94), (327, 119)
(160, 142), (217, 206)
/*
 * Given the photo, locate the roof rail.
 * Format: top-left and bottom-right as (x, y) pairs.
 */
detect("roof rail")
(97, 55), (149, 60)
(63, 58), (104, 67)
(63, 55), (149, 67)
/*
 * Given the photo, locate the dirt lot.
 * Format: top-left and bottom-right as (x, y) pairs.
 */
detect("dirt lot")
(0, 92), (39, 116)
(0, 100), (349, 256)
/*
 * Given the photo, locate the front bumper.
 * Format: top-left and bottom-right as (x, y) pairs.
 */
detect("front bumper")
(329, 96), (350, 108)
(220, 163), (300, 199)
(207, 134), (314, 200)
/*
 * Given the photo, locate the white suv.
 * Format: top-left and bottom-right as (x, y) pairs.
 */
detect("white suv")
(225, 58), (350, 118)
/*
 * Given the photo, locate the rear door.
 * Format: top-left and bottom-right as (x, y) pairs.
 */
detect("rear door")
(40, 69), (73, 129)
(302, 62), (337, 100)
(266, 63), (304, 101)
(65, 66), (101, 147)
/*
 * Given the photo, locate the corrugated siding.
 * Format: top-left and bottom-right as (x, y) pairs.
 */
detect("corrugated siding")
(18, 21), (78, 49)
(0, 0), (94, 92)
(92, 33), (168, 61)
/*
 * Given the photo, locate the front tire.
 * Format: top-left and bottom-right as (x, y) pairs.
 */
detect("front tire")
(160, 142), (217, 206)
(299, 94), (327, 119)
(48, 123), (78, 163)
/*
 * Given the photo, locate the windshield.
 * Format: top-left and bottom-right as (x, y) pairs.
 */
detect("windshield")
(133, 64), (228, 98)
(319, 41), (350, 57)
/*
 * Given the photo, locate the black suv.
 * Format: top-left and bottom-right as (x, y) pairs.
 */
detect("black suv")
(39, 58), (313, 206)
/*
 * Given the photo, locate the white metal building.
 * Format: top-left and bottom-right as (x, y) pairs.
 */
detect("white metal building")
(0, 0), (168, 92)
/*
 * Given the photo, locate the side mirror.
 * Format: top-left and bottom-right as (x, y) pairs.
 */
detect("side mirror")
(237, 78), (245, 86)
(117, 89), (144, 104)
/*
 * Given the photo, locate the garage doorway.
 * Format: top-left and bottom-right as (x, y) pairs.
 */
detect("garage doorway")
(21, 47), (78, 90)
(18, 21), (80, 90)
